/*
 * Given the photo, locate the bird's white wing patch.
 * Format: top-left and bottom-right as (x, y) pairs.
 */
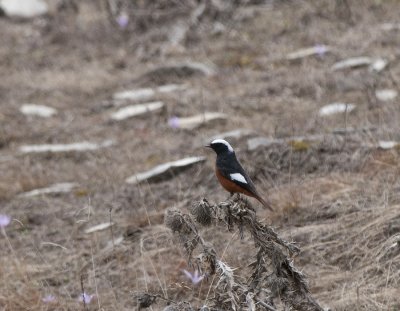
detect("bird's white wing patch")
(230, 173), (247, 184)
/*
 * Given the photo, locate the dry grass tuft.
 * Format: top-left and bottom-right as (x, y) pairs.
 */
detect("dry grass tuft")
(164, 197), (323, 311)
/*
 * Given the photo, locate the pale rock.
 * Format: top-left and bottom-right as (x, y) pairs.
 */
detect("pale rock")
(113, 84), (186, 104)
(318, 103), (356, 117)
(375, 89), (398, 101)
(332, 57), (372, 71)
(171, 112), (227, 130)
(19, 182), (78, 197)
(168, 21), (187, 45)
(286, 45), (330, 60)
(369, 58), (388, 72)
(20, 104), (57, 118)
(113, 88), (155, 101)
(0, 0), (48, 18)
(85, 222), (114, 234)
(19, 140), (114, 153)
(332, 56), (388, 72)
(381, 23), (400, 31)
(126, 156), (206, 184)
(378, 141), (398, 150)
(111, 101), (164, 120)
(157, 84), (187, 93)
(106, 236), (124, 248)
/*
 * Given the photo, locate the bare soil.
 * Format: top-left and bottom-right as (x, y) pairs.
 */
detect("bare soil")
(1, 1), (400, 310)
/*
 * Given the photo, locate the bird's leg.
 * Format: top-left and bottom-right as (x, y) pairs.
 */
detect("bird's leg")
(233, 193), (242, 203)
(228, 193), (241, 203)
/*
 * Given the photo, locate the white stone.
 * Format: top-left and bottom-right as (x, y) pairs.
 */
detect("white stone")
(168, 21), (187, 45)
(106, 236), (124, 248)
(381, 23), (400, 31)
(85, 222), (114, 234)
(126, 156), (206, 184)
(19, 182), (78, 197)
(20, 104), (57, 118)
(375, 89), (398, 101)
(157, 84), (186, 93)
(369, 58), (388, 72)
(19, 140), (114, 153)
(286, 45), (330, 60)
(0, 0), (48, 18)
(318, 103), (356, 116)
(113, 84), (186, 105)
(173, 112), (227, 130)
(378, 141), (398, 149)
(113, 88), (155, 101)
(332, 57), (372, 71)
(111, 101), (164, 120)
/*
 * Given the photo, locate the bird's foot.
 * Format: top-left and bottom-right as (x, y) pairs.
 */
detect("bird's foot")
(229, 193), (241, 203)
(226, 194), (245, 207)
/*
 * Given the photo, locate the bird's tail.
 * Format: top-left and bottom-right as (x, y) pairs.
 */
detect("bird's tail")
(255, 195), (274, 211)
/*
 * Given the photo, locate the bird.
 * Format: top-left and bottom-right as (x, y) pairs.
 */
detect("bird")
(206, 139), (273, 211)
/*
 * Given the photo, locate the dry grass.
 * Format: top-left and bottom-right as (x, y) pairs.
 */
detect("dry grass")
(162, 197), (321, 310)
(1, 0), (400, 310)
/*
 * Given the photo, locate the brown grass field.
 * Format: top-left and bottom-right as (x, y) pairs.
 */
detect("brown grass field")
(1, 0), (400, 310)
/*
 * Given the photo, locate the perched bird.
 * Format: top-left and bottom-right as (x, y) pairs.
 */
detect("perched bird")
(206, 139), (273, 211)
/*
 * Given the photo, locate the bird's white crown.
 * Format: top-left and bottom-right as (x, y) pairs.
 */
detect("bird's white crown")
(210, 139), (234, 152)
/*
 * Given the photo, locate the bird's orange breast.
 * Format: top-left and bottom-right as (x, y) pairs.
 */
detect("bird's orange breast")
(215, 167), (255, 197)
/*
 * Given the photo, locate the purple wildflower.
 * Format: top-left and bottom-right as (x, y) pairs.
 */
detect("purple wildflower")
(0, 214), (11, 228)
(314, 44), (328, 57)
(168, 116), (180, 129)
(79, 292), (95, 304)
(182, 269), (204, 285)
(116, 13), (129, 29)
(42, 294), (56, 303)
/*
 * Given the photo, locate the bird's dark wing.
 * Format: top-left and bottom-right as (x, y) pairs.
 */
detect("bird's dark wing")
(216, 153), (259, 196)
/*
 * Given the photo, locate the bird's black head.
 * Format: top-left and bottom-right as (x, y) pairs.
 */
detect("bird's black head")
(206, 139), (234, 155)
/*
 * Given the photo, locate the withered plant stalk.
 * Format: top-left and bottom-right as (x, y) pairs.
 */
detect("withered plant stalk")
(163, 196), (324, 311)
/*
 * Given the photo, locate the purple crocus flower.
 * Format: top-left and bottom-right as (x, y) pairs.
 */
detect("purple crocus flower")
(168, 116), (180, 129)
(116, 13), (129, 29)
(79, 292), (95, 304)
(314, 44), (328, 57)
(182, 269), (204, 285)
(0, 214), (11, 228)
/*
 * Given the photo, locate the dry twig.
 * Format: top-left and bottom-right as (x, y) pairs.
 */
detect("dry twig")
(164, 197), (324, 310)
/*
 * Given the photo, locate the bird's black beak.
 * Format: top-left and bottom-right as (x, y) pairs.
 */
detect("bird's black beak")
(205, 144), (211, 148)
